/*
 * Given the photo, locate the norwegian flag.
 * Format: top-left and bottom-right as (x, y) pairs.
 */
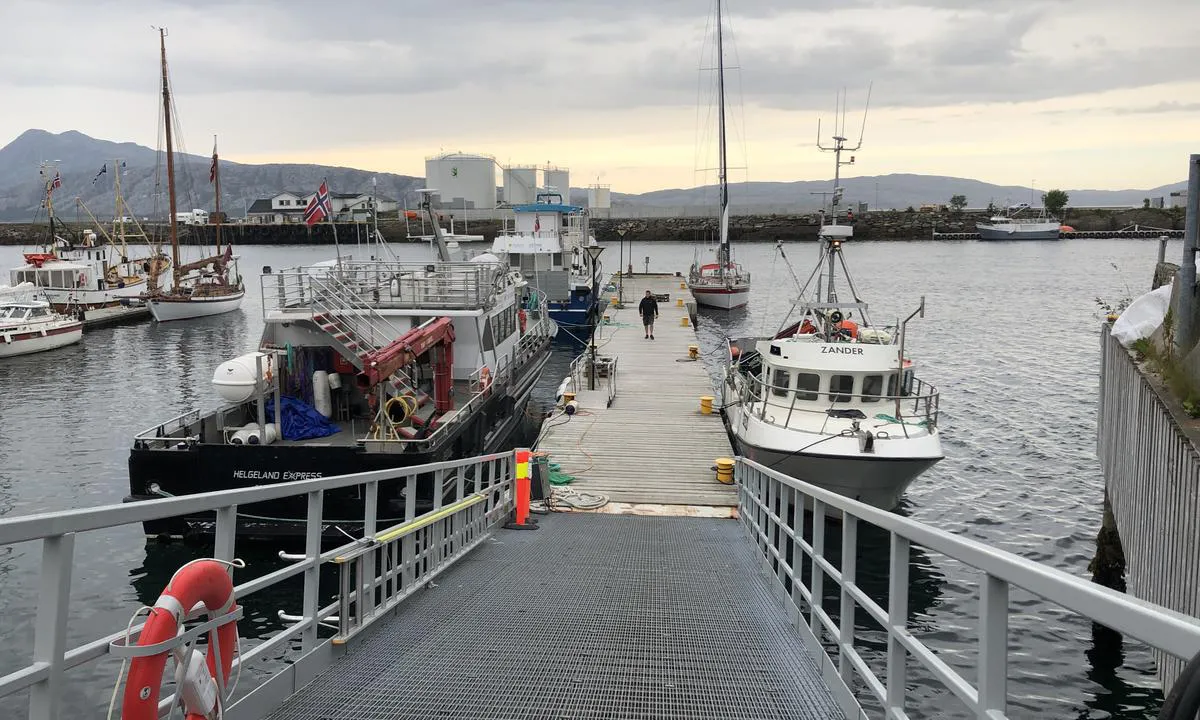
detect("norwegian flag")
(533, 215), (540, 233)
(304, 181), (333, 226)
(49, 172), (62, 192)
(209, 141), (218, 184)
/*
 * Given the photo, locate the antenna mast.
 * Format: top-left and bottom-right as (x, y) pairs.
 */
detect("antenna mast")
(816, 82), (872, 221)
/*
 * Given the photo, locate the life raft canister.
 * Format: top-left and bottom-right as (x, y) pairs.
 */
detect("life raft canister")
(121, 559), (240, 720)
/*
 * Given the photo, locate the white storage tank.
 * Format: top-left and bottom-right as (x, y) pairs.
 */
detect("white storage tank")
(545, 167), (570, 203)
(425, 152), (497, 210)
(588, 184), (611, 209)
(503, 166), (538, 206)
(212, 352), (276, 404)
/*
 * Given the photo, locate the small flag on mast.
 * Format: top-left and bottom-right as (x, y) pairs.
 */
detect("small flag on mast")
(50, 172), (62, 192)
(303, 181), (333, 226)
(533, 215), (540, 233)
(209, 141), (218, 184)
(92, 164), (107, 185)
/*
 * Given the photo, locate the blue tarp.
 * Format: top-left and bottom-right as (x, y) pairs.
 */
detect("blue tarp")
(265, 396), (341, 441)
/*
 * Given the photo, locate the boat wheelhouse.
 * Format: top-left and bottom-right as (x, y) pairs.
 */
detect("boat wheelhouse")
(491, 192), (600, 340)
(0, 297), (83, 358)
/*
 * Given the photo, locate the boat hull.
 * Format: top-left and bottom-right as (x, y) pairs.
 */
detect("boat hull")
(730, 434), (940, 510)
(0, 323), (82, 358)
(690, 286), (750, 310)
(977, 224), (1061, 241)
(148, 289), (245, 322)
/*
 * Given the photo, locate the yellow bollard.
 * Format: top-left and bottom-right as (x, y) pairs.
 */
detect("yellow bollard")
(715, 457), (735, 484)
(700, 395), (714, 414)
(688, 344), (699, 359)
(680, 316), (690, 327)
(562, 391), (576, 405)
(676, 298), (683, 307)
(679, 281), (686, 289)
(610, 296), (619, 306)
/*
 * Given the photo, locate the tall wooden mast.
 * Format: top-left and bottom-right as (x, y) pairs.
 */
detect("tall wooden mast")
(160, 28), (180, 290)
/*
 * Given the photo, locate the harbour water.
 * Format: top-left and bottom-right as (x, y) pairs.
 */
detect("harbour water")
(0, 237), (1180, 718)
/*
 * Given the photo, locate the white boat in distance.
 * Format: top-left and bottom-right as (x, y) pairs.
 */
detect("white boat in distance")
(0, 289), (83, 359)
(977, 203), (1062, 240)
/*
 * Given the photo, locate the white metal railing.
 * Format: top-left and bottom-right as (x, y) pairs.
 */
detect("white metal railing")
(564, 348), (618, 406)
(0, 451), (515, 720)
(735, 457), (1200, 719)
(262, 261), (510, 315)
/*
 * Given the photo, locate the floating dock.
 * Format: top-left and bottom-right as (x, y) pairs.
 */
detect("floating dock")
(537, 273), (737, 510)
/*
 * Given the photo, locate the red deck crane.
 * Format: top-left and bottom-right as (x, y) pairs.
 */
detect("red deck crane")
(356, 317), (456, 412)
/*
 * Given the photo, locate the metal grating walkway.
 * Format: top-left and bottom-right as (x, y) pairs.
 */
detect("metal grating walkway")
(270, 514), (843, 720)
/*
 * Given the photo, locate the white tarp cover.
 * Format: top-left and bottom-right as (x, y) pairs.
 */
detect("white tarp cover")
(1111, 283), (1174, 347)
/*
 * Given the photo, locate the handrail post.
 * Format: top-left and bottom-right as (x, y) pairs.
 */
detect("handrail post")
(214, 505), (237, 561)
(29, 533), (74, 720)
(302, 490), (322, 651)
(886, 532), (911, 715)
(838, 516), (858, 685)
(978, 574), (1009, 716)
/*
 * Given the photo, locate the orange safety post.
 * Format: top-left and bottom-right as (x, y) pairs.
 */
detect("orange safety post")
(505, 448), (538, 530)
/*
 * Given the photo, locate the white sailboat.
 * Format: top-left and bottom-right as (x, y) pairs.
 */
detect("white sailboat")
(142, 30), (244, 322)
(687, 0), (750, 310)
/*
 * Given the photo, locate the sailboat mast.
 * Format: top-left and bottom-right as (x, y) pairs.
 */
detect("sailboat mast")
(213, 135), (222, 254)
(114, 160), (123, 243)
(160, 29), (180, 288)
(716, 0), (730, 270)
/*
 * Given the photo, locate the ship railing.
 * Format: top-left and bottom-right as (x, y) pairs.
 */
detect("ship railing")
(262, 261), (510, 314)
(131, 408), (203, 447)
(0, 451), (515, 720)
(736, 369), (939, 437)
(734, 457), (1200, 719)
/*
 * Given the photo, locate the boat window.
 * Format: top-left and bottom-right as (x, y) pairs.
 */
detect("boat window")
(795, 373), (820, 401)
(31, 307), (48, 317)
(862, 374), (883, 402)
(771, 368), (790, 397)
(509, 253), (520, 267)
(828, 374), (854, 403)
(552, 252), (563, 267)
(902, 370), (914, 396)
(886, 373), (898, 397)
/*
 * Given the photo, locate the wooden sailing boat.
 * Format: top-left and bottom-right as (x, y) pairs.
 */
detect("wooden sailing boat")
(143, 29), (244, 322)
(686, 0), (750, 310)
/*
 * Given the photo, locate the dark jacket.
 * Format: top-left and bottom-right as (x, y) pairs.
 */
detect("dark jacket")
(638, 296), (659, 319)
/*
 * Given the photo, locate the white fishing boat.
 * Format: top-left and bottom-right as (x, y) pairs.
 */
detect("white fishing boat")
(686, 0), (750, 310)
(977, 203), (1062, 240)
(719, 130), (943, 511)
(141, 33), (244, 322)
(0, 291), (83, 358)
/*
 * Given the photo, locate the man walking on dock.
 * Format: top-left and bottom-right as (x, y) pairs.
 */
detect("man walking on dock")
(639, 290), (658, 339)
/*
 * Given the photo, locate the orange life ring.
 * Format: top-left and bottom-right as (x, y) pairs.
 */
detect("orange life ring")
(480, 366), (492, 390)
(122, 560), (239, 720)
(518, 309), (527, 334)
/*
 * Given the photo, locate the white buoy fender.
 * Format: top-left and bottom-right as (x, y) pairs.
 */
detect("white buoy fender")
(312, 371), (333, 418)
(212, 352), (276, 404)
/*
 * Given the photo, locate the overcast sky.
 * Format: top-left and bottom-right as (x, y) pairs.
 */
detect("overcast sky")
(2, 0), (1198, 193)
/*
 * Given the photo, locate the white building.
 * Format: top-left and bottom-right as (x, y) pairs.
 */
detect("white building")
(425, 152), (497, 210)
(245, 191), (399, 224)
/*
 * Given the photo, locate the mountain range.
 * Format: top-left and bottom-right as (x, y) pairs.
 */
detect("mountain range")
(0, 129), (1187, 221)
